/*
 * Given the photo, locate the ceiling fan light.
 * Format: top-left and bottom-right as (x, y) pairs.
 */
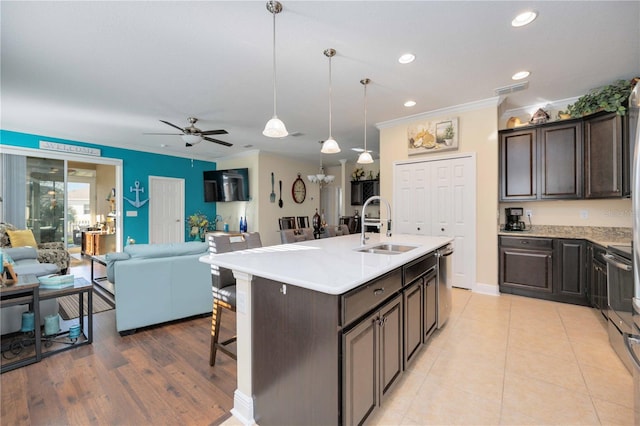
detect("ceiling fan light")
(182, 134), (202, 145)
(321, 137), (340, 154)
(357, 151), (374, 164)
(263, 117), (288, 138)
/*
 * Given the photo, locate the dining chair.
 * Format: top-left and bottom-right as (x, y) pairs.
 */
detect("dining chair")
(297, 216), (310, 229)
(278, 217), (296, 230)
(207, 232), (262, 366)
(338, 224), (350, 235)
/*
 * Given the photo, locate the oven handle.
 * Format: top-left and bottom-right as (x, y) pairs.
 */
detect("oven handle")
(623, 333), (640, 371)
(602, 253), (633, 271)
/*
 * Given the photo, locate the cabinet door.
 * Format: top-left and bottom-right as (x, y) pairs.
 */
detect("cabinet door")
(403, 279), (423, 366)
(499, 247), (553, 294)
(499, 129), (537, 200)
(424, 270), (437, 340)
(584, 112), (623, 198)
(554, 239), (588, 305)
(539, 122), (583, 199)
(351, 181), (363, 205)
(343, 314), (378, 426)
(379, 294), (403, 401)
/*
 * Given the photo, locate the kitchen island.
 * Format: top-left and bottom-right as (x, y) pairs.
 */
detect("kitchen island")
(199, 233), (452, 425)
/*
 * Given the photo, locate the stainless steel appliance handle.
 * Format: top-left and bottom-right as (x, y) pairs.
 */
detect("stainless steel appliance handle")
(623, 333), (640, 370)
(602, 253), (633, 271)
(437, 247), (454, 257)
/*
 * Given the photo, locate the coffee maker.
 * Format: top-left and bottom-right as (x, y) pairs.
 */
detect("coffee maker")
(505, 207), (526, 231)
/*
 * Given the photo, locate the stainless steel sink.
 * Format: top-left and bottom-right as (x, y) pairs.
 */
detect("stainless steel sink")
(355, 243), (418, 255)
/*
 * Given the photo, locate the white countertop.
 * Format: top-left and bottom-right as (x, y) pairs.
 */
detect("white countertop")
(199, 233), (452, 295)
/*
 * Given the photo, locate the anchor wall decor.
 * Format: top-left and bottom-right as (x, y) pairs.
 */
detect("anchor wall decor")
(123, 180), (149, 208)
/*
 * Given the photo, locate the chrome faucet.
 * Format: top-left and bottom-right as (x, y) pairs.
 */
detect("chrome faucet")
(361, 196), (392, 246)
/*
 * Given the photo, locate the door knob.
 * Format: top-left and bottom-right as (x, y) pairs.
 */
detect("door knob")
(441, 227), (445, 232)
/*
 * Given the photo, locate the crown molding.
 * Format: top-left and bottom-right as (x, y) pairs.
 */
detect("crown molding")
(375, 97), (500, 129)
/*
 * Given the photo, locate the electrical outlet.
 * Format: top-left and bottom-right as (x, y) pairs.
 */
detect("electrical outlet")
(525, 209), (532, 218)
(580, 210), (589, 219)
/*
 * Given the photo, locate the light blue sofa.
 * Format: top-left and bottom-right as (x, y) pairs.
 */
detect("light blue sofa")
(105, 242), (213, 335)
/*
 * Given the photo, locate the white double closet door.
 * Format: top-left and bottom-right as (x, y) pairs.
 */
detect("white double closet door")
(394, 154), (476, 290)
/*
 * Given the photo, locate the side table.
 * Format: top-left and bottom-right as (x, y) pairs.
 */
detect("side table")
(1, 274), (41, 373)
(39, 277), (93, 358)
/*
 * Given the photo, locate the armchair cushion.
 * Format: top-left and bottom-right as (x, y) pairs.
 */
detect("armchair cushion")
(1, 223), (70, 273)
(6, 229), (37, 247)
(3, 246), (38, 261)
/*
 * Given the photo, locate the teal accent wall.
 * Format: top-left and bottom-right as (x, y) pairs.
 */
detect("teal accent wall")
(0, 130), (217, 243)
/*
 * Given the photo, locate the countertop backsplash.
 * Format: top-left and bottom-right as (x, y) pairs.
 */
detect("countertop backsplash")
(498, 225), (632, 246)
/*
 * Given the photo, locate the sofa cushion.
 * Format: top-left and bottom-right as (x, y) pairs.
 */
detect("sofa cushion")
(7, 229), (37, 247)
(124, 241), (208, 259)
(3, 246), (38, 261)
(105, 252), (131, 283)
(12, 259), (58, 277)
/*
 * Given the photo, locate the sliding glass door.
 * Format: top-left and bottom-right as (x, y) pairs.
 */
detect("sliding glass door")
(26, 157), (66, 243)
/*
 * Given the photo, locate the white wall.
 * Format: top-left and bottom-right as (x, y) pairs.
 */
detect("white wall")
(378, 99), (499, 289)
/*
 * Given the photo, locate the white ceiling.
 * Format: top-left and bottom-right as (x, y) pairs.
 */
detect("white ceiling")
(2, 1), (639, 166)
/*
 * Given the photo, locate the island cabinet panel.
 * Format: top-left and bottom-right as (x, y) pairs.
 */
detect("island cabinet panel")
(403, 280), (423, 365)
(252, 276), (340, 426)
(343, 294), (403, 426)
(584, 112), (624, 198)
(424, 270), (437, 340)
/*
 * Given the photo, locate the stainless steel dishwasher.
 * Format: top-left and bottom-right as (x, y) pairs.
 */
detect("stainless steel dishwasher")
(436, 243), (454, 328)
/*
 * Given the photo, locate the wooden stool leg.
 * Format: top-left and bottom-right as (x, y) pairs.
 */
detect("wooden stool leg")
(210, 299), (223, 366)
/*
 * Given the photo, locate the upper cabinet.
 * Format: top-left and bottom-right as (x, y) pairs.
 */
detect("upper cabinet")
(584, 112), (626, 198)
(499, 111), (628, 201)
(351, 179), (379, 206)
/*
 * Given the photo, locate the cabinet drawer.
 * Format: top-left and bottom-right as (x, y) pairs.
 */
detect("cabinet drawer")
(403, 253), (436, 285)
(499, 236), (553, 250)
(342, 268), (402, 327)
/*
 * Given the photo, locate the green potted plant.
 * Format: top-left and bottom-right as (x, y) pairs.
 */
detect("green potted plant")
(567, 78), (636, 118)
(443, 125), (455, 146)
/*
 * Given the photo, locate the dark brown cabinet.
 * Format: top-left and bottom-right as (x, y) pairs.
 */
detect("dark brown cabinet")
(499, 236), (554, 296)
(499, 111), (630, 201)
(499, 236), (589, 305)
(403, 279), (423, 365)
(588, 243), (608, 319)
(499, 128), (537, 200)
(351, 180), (380, 206)
(539, 122), (583, 199)
(584, 112), (625, 198)
(423, 270), (437, 341)
(343, 294), (402, 426)
(499, 120), (582, 201)
(553, 239), (588, 305)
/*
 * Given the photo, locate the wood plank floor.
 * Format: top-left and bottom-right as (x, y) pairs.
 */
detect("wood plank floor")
(1, 260), (237, 426)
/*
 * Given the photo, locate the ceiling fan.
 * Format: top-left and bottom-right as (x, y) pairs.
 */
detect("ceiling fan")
(146, 117), (232, 147)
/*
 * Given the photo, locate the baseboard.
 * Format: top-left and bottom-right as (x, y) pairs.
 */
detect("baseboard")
(474, 282), (500, 296)
(231, 389), (256, 425)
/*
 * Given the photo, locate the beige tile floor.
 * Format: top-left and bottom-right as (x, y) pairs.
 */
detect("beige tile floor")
(224, 289), (635, 425)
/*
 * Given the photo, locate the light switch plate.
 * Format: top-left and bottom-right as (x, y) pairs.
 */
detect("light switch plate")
(580, 210), (589, 219)
(126, 210), (138, 217)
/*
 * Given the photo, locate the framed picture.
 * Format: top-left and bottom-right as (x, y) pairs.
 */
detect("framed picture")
(408, 117), (459, 155)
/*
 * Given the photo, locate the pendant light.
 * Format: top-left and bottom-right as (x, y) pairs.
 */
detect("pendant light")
(263, 1), (288, 138)
(321, 48), (340, 154)
(357, 78), (374, 164)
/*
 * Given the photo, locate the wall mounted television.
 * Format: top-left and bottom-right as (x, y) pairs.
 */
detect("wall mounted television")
(203, 168), (250, 202)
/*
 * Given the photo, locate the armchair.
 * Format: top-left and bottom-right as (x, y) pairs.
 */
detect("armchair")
(0, 223), (70, 274)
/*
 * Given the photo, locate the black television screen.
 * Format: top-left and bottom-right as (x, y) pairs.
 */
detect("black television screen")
(204, 168), (250, 202)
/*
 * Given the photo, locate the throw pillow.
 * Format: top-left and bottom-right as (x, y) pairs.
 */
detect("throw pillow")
(7, 229), (37, 247)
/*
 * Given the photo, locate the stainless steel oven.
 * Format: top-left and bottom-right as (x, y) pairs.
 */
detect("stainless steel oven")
(603, 244), (634, 373)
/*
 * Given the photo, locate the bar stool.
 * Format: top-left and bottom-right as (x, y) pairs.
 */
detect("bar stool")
(207, 232), (262, 366)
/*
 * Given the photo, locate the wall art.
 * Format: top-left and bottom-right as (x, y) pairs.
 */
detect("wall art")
(408, 117), (459, 155)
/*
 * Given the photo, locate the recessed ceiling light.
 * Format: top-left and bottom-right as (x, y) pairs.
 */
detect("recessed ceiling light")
(404, 100), (417, 107)
(511, 11), (537, 27)
(398, 53), (415, 64)
(512, 71), (530, 80)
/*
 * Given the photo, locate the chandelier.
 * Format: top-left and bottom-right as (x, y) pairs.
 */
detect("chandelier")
(308, 141), (335, 184)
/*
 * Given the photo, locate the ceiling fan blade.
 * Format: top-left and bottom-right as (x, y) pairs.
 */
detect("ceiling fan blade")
(159, 120), (185, 132)
(203, 136), (233, 147)
(143, 132), (182, 135)
(199, 129), (228, 136)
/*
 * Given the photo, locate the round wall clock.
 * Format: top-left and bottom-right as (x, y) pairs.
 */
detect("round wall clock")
(292, 173), (306, 204)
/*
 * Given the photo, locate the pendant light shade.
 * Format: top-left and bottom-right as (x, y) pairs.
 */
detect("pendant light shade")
(357, 78), (374, 164)
(321, 48), (340, 153)
(263, 1), (288, 138)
